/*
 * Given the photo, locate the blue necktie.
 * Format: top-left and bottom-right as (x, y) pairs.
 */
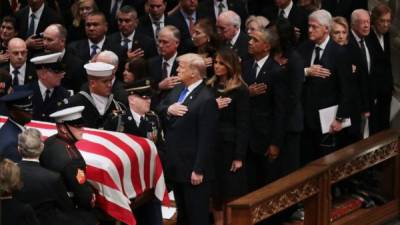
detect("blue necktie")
(27, 14), (35, 37)
(90, 44), (98, 58)
(177, 87), (189, 103)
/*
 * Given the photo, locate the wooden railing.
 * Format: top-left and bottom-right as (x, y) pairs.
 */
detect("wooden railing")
(228, 129), (400, 225)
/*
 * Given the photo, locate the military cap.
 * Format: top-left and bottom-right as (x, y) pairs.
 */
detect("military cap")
(84, 62), (114, 77)
(30, 52), (65, 72)
(0, 86), (33, 112)
(50, 105), (85, 126)
(125, 78), (154, 97)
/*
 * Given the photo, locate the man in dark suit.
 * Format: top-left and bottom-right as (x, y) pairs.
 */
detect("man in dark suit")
(30, 52), (71, 122)
(367, 4), (393, 134)
(298, 9), (352, 164)
(157, 53), (218, 225)
(242, 28), (287, 190)
(0, 87), (33, 161)
(68, 11), (117, 63)
(262, 0), (308, 45)
(108, 5), (157, 78)
(198, 0), (248, 25)
(216, 10), (250, 60)
(15, 0), (62, 51)
(0, 38), (37, 87)
(43, 24), (86, 94)
(137, 0), (172, 46)
(167, 0), (205, 53)
(95, 0), (145, 33)
(148, 26), (180, 108)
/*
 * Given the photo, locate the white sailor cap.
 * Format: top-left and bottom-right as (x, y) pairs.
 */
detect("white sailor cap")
(84, 62), (115, 77)
(31, 52), (63, 65)
(50, 106), (85, 124)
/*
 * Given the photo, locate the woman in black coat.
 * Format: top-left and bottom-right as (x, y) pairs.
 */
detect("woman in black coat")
(207, 47), (250, 225)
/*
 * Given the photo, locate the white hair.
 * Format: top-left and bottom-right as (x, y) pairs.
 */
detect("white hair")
(219, 10), (241, 28)
(18, 128), (44, 158)
(351, 9), (370, 26)
(95, 50), (119, 66)
(309, 9), (333, 31)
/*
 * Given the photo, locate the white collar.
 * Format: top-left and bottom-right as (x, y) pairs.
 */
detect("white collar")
(255, 54), (269, 68)
(163, 52), (177, 65)
(281, 1), (293, 18)
(38, 80), (53, 98)
(150, 14), (165, 24)
(29, 3), (45, 19)
(315, 36), (330, 50)
(88, 36), (106, 48)
(187, 79), (203, 93)
(351, 29), (364, 42)
(130, 109), (143, 126)
(230, 29), (241, 46)
(10, 62), (26, 73)
(91, 93), (109, 115)
(21, 158), (40, 162)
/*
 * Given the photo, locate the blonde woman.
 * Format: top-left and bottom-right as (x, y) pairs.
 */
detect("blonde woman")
(68, 0), (98, 42)
(207, 47), (249, 225)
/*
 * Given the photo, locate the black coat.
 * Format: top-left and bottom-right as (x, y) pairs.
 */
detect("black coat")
(1, 198), (40, 225)
(0, 62), (38, 85)
(0, 119), (23, 161)
(223, 31), (250, 61)
(31, 81), (71, 122)
(242, 56), (287, 153)
(157, 82), (218, 183)
(61, 50), (87, 93)
(40, 135), (94, 210)
(16, 161), (78, 225)
(15, 4), (62, 39)
(297, 38), (352, 130)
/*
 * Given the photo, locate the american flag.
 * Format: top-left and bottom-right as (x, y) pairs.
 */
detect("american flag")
(0, 116), (170, 225)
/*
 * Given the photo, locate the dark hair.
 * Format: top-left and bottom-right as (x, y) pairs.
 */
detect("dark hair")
(371, 3), (392, 25)
(119, 5), (138, 18)
(86, 11), (107, 23)
(275, 18), (296, 53)
(126, 57), (148, 82)
(193, 18), (221, 54)
(0, 69), (12, 97)
(1, 16), (18, 34)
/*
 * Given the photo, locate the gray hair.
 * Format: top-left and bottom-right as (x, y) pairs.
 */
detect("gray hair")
(18, 128), (44, 158)
(178, 53), (206, 78)
(219, 10), (241, 28)
(351, 9), (370, 26)
(309, 9), (333, 31)
(245, 15), (270, 31)
(160, 25), (181, 42)
(94, 50), (119, 65)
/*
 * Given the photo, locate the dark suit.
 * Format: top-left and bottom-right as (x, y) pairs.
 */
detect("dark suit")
(61, 50), (87, 93)
(298, 38), (352, 163)
(0, 118), (23, 161)
(16, 160), (94, 225)
(242, 56), (287, 188)
(148, 55), (178, 108)
(67, 37), (117, 63)
(137, 15), (173, 43)
(1, 198), (40, 225)
(198, 0), (248, 24)
(262, 3), (308, 44)
(167, 9), (205, 54)
(157, 82), (218, 225)
(31, 82), (71, 122)
(15, 4), (62, 39)
(0, 62), (38, 86)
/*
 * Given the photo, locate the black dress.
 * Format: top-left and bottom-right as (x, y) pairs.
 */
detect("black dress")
(211, 83), (250, 207)
(1, 198), (40, 225)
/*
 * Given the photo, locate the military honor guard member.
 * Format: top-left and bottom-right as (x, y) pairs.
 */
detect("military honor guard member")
(30, 52), (71, 122)
(39, 106), (98, 225)
(65, 62), (126, 130)
(0, 87), (33, 161)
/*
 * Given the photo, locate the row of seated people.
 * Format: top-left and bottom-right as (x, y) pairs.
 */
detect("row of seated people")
(0, 2), (395, 225)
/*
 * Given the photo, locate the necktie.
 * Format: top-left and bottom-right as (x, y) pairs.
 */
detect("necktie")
(110, 0), (120, 19)
(138, 116), (145, 127)
(217, 1), (225, 16)
(154, 21), (161, 40)
(12, 69), (19, 86)
(90, 44), (98, 58)
(250, 61), (258, 82)
(177, 87), (189, 103)
(359, 39), (369, 73)
(313, 46), (321, 65)
(122, 38), (130, 50)
(162, 61), (169, 78)
(188, 15), (194, 34)
(279, 9), (285, 18)
(44, 89), (51, 104)
(27, 14), (36, 37)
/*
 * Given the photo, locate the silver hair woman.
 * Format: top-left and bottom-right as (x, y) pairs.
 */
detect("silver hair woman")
(18, 128), (44, 159)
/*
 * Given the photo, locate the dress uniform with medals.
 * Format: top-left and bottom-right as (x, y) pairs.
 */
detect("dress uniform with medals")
(40, 106), (97, 225)
(64, 62), (126, 130)
(0, 87), (33, 161)
(30, 52), (72, 122)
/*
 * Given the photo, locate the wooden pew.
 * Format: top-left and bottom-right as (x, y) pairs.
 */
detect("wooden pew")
(228, 129), (400, 225)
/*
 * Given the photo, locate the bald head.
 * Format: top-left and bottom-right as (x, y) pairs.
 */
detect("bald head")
(351, 9), (370, 38)
(43, 24), (67, 52)
(8, 38), (28, 68)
